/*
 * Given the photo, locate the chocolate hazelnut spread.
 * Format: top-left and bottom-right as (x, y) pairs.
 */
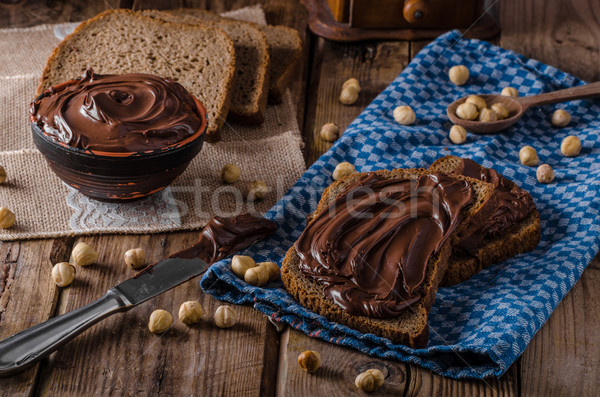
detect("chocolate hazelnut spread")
(451, 158), (535, 256)
(174, 213), (277, 264)
(30, 69), (203, 153)
(295, 172), (474, 319)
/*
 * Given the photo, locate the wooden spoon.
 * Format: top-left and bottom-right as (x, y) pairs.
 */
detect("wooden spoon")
(447, 81), (600, 134)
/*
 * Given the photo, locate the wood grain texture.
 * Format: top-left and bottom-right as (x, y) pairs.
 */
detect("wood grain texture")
(0, 237), (73, 396)
(500, 0), (600, 82)
(35, 232), (279, 396)
(519, 256), (600, 397)
(276, 329), (408, 396)
(303, 38), (410, 164)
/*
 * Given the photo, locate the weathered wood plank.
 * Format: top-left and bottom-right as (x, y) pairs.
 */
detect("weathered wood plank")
(35, 232), (279, 396)
(0, 237), (73, 397)
(499, 0), (600, 82)
(0, 0), (121, 27)
(276, 329), (408, 396)
(519, 256), (600, 396)
(303, 38), (410, 164)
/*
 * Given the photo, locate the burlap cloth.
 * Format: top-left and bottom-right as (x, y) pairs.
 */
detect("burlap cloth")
(0, 6), (306, 240)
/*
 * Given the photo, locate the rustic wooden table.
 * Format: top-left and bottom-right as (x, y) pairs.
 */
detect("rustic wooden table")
(0, 1), (598, 395)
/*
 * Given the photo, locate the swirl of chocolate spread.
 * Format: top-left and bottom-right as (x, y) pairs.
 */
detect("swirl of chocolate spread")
(30, 69), (203, 153)
(452, 158), (535, 256)
(295, 172), (474, 319)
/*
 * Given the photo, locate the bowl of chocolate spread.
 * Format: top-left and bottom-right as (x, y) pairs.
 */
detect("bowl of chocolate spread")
(30, 69), (207, 201)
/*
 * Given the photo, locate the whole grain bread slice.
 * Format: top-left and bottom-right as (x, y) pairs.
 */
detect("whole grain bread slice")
(37, 9), (236, 139)
(166, 8), (302, 104)
(430, 156), (541, 286)
(140, 9), (270, 125)
(281, 168), (498, 347)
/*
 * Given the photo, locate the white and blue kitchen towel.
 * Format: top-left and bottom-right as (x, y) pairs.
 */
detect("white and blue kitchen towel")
(201, 30), (600, 379)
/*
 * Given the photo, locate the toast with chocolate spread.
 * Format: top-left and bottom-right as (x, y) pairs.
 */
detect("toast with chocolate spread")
(37, 9), (236, 140)
(430, 156), (540, 286)
(281, 168), (498, 347)
(139, 9), (270, 125)
(165, 8), (302, 104)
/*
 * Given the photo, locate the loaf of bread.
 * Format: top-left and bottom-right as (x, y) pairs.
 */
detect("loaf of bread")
(281, 168), (497, 347)
(37, 9), (236, 140)
(140, 9), (270, 125)
(166, 8), (302, 104)
(430, 156), (541, 286)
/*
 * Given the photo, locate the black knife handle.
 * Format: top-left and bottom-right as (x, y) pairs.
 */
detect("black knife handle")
(0, 288), (131, 377)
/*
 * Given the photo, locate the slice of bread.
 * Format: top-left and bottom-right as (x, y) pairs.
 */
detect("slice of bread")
(37, 9), (236, 139)
(166, 8), (302, 104)
(140, 9), (270, 125)
(430, 156), (541, 286)
(281, 168), (498, 347)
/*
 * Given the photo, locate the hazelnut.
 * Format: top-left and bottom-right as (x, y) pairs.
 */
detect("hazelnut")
(0, 207), (15, 229)
(178, 301), (203, 325)
(221, 163), (241, 184)
(449, 125), (467, 145)
(551, 109), (571, 127)
(333, 162), (355, 181)
(320, 123), (339, 142)
(247, 180), (269, 201)
(51, 262), (76, 287)
(124, 248), (146, 269)
(465, 95), (486, 110)
(478, 108), (497, 122)
(258, 261), (280, 282)
(392, 106), (416, 125)
(448, 65), (469, 85)
(355, 368), (385, 392)
(342, 77), (360, 93)
(519, 146), (539, 166)
(537, 164), (555, 184)
(561, 135), (581, 157)
(148, 309), (172, 333)
(245, 265), (270, 287)
(501, 87), (519, 97)
(339, 86), (359, 105)
(231, 255), (256, 279)
(0, 165), (6, 184)
(71, 242), (98, 266)
(491, 102), (509, 119)
(214, 305), (237, 328)
(456, 102), (478, 120)
(297, 350), (321, 373)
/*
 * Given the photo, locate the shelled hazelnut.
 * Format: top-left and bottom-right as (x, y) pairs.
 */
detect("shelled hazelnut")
(259, 261), (280, 282)
(247, 180), (269, 202)
(449, 125), (467, 145)
(537, 164), (555, 184)
(448, 65), (469, 86)
(297, 350), (321, 373)
(465, 95), (486, 110)
(178, 301), (203, 325)
(342, 78), (360, 92)
(231, 255), (256, 279)
(214, 305), (237, 328)
(148, 309), (172, 334)
(124, 248), (146, 269)
(501, 87), (519, 97)
(339, 86), (359, 105)
(478, 108), (497, 122)
(393, 105), (416, 125)
(551, 109), (571, 127)
(51, 262), (76, 287)
(71, 242), (98, 266)
(561, 135), (581, 157)
(0, 165), (6, 184)
(355, 369), (385, 392)
(332, 162), (355, 181)
(491, 102), (510, 119)
(519, 146), (539, 167)
(245, 265), (270, 287)
(456, 102), (478, 120)
(0, 207), (15, 229)
(221, 163), (241, 184)
(320, 123), (339, 142)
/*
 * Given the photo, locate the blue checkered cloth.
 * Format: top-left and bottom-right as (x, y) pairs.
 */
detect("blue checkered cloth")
(200, 30), (600, 379)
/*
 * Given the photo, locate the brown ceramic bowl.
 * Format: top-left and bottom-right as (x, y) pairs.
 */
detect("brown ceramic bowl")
(31, 80), (207, 202)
